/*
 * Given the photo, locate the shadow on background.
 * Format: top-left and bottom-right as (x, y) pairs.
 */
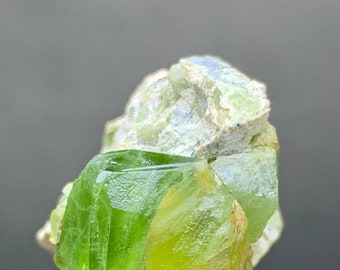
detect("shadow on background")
(0, 1), (339, 269)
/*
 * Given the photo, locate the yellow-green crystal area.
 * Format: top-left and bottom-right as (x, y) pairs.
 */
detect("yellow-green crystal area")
(145, 165), (253, 270)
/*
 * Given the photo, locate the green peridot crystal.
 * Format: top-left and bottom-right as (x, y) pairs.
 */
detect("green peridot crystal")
(43, 55), (283, 269)
(54, 150), (254, 269)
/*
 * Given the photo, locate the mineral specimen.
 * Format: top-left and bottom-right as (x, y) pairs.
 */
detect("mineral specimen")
(37, 55), (283, 269)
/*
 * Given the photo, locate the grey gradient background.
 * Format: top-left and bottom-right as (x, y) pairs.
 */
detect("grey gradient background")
(1, 0), (339, 269)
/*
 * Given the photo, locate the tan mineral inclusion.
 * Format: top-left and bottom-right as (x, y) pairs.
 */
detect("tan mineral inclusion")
(37, 55), (283, 268)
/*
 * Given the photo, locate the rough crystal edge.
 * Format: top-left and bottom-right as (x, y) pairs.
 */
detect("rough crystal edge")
(36, 221), (56, 254)
(251, 210), (284, 266)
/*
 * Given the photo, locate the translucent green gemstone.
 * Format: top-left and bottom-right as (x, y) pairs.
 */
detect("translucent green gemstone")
(54, 150), (253, 269)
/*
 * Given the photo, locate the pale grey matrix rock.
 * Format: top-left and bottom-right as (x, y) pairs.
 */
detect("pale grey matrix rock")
(102, 56), (270, 158)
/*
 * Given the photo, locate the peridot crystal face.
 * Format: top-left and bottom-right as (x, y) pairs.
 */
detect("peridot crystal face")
(39, 55), (283, 269)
